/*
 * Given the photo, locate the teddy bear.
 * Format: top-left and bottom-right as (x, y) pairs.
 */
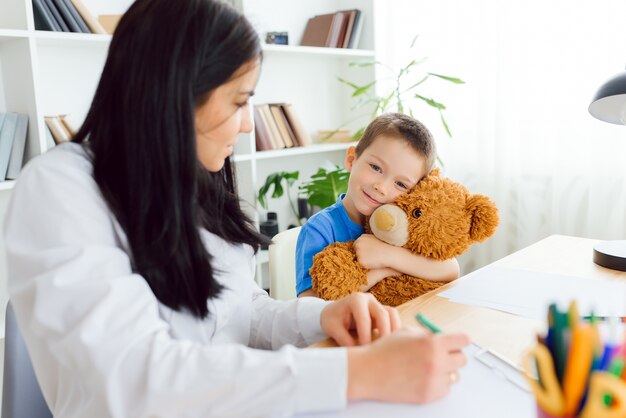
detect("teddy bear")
(310, 169), (499, 307)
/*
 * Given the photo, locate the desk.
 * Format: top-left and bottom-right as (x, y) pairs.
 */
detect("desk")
(316, 234), (626, 367)
(306, 235), (626, 417)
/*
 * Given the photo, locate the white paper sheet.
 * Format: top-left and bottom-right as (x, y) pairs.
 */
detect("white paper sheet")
(439, 266), (626, 320)
(297, 343), (534, 418)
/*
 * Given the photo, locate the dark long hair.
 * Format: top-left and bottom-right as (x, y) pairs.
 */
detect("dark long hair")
(73, 0), (268, 318)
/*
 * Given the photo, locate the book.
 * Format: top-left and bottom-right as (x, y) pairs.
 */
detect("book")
(98, 14), (122, 34)
(278, 104), (300, 147)
(281, 104), (311, 146)
(327, 12), (347, 48)
(60, 0), (90, 33)
(253, 106), (273, 151)
(300, 13), (335, 47)
(32, 0), (61, 31)
(42, 0), (70, 32)
(317, 129), (353, 143)
(341, 11), (357, 48)
(0, 113), (18, 181)
(258, 104), (284, 149)
(348, 10), (363, 49)
(59, 114), (77, 136)
(52, 0), (83, 32)
(69, 0), (107, 34)
(44, 115), (72, 144)
(269, 104), (294, 147)
(6, 113), (29, 180)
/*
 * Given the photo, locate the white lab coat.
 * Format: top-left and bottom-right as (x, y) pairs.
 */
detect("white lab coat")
(4, 143), (347, 418)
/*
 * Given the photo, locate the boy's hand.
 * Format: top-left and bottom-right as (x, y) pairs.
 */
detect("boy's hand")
(320, 293), (401, 346)
(354, 234), (395, 269)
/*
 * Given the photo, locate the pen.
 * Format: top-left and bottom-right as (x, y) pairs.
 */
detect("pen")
(582, 316), (626, 322)
(415, 313), (442, 334)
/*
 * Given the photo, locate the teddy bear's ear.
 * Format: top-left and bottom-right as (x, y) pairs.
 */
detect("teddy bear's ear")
(466, 194), (499, 242)
(428, 167), (441, 177)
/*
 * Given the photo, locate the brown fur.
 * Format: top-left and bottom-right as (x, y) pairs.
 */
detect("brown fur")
(311, 169), (499, 306)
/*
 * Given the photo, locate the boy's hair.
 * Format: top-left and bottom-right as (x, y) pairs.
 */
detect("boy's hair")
(355, 113), (437, 172)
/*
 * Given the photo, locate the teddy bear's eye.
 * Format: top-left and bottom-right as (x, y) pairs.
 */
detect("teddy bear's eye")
(412, 208), (422, 219)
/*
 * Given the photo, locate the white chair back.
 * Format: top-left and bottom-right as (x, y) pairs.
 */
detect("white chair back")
(268, 226), (301, 300)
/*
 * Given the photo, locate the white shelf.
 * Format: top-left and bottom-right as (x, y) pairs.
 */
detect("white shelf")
(0, 181), (16, 191)
(254, 142), (356, 160)
(34, 31), (111, 47)
(261, 44), (374, 58)
(0, 29), (29, 40)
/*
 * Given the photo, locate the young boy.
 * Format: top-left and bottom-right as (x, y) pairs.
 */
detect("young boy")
(296, 113), (460, 297)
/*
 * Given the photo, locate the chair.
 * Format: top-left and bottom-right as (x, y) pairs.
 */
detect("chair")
(2, 302), (52, 418)
(268, 226), (301, 301)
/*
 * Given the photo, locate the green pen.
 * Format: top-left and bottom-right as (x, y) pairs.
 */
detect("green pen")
(415, 313), (442, 334)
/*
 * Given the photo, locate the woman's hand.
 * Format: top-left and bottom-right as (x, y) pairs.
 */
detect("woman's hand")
(320, 293), (401, 346)
(347, 328), (470, 403)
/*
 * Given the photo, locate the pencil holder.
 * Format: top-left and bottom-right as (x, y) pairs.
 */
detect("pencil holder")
(526, 301), (626, 418)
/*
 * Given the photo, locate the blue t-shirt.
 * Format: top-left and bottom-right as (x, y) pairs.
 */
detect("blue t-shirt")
(295, 194), (364, 295)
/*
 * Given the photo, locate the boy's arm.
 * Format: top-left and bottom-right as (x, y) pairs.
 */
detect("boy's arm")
(354, 234), (460, 282)
(295, 223), (332, 298)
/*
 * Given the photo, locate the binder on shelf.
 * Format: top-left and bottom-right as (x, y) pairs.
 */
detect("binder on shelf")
(59, 0), (90, 32)
(6, 113), (29, 180)
(0, 113), (18, 181)
(32, 0), (61, 31)
(69, 0), (107, 34)
(43, 0), (70, 32)
(52, 0), (84, 32)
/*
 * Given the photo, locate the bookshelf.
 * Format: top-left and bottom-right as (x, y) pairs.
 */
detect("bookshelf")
(0, 0), (378, 311)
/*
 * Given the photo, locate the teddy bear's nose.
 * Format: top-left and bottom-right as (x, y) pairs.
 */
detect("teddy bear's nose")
(374, 209), (395, 231)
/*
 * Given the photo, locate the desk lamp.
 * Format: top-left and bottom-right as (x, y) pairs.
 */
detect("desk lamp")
(588, 69), (626, 271)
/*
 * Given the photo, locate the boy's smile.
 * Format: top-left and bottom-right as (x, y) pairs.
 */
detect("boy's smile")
(342, 135), (429, 225)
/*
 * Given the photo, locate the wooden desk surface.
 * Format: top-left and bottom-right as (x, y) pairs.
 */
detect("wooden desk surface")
(315, 234), (626, 368)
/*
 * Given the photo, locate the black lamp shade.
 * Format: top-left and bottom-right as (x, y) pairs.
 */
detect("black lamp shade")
(588, 71), (626, 124)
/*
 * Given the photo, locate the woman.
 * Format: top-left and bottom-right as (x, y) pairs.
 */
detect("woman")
(4, 0), (469, 416)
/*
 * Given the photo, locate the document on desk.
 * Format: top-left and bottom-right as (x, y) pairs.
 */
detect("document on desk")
(439, 266), (626, 320)
(297, 343), (534, 418)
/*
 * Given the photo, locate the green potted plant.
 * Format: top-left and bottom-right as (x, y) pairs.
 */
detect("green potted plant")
(257, 164), (349, 227)
(331, 36), (464, 166)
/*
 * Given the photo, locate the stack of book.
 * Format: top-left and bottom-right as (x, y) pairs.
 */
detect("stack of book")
(0, 113), (29, 182)
(44, 114), (76, 146)
(253, 103), (312, 151)
(300, 9), (363, 49)
(32, 0), (107, 34)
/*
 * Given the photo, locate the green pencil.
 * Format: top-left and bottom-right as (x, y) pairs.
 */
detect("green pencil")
(415, 313), (442, 334)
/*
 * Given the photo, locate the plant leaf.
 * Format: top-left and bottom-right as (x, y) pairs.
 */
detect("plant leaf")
(257, 171), (299, 208)
(415, 94), (446, 110)
(439, 110), (452, 137)
(428, 72), (465, 84)
(349, 60), (380, 67)
(352, 126), (366, 139)
(299, 167), (349, 209)
(352, 81), (376, 97)
(410, 34), (419, 48)
(337, 77), (361, 90)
